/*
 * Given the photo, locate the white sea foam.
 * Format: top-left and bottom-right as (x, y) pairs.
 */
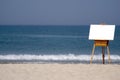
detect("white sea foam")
(0, 54), (120, 61)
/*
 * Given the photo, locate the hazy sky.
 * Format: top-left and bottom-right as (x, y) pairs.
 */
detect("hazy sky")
(0, 0), (120, 25)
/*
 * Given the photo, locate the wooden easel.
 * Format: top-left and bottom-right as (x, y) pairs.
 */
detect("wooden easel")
(90, 40), (111, 64)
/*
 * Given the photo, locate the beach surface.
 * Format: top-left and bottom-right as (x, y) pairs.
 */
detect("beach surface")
(0, 64), (120, 80)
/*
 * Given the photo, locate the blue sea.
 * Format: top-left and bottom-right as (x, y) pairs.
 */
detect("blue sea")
(0, 25), (120, 64)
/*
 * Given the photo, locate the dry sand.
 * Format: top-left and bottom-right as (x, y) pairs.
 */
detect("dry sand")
(0, 64), (120, 80)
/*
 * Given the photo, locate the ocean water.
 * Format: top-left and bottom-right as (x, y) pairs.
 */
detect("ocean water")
(0, 25), (120, 64)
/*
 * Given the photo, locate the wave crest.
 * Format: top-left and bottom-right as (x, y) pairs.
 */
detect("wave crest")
(0, 54), (120, 61)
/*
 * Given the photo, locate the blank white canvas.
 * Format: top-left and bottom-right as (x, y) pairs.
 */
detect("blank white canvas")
(89, 24), (115, 40)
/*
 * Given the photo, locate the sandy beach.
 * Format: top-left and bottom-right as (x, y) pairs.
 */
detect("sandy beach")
(0, 64), (120, 80)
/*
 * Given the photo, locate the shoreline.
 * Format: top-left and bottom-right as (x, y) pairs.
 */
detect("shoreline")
(0, 59), (120, 64)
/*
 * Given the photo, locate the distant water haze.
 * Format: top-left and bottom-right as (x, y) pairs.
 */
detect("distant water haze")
(0, 0), (120, 25)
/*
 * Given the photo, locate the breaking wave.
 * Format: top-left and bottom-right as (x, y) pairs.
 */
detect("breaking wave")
(0, 54), (120, 62)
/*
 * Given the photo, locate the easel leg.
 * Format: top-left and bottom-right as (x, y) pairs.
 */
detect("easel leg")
(90, 44), (95, 64)
(107, 46), (111, 64)
(102, 47), (105, 64)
